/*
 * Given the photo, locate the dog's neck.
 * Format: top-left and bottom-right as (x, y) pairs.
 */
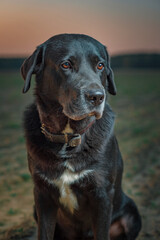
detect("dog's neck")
(36, 99), (95, 147)
(37, 102), (80, 146)
(36, 97), (68, 134)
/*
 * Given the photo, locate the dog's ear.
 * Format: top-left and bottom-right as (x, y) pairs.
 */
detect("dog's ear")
(104, 47), (117, 95)
(21, 45), (46, 93)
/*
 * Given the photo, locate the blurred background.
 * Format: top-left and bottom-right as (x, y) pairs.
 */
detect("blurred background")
(0, 0), (160, 239)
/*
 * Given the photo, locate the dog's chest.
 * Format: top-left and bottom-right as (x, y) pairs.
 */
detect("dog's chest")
(53, 167), (93, 214)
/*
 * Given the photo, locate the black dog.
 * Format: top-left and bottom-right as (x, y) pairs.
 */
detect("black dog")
(21, 34), (141, 240)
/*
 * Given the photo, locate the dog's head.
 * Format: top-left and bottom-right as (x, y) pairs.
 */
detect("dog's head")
(21, 34), (116, 121)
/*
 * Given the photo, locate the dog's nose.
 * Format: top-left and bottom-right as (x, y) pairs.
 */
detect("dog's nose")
(86, 90), (104, 106)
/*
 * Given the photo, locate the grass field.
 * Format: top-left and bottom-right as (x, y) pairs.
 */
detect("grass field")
(0, 70), (160, 239)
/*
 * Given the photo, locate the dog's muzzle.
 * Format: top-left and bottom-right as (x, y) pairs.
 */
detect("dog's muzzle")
(61, 88), (105, 121)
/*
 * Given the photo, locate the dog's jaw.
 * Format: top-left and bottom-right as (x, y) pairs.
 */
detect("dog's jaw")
(61, 95), (106, 121)
(62, 108), (104, 121)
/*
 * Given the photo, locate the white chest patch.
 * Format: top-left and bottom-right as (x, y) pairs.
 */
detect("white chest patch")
(54, 180), (78, 214)
(38, 169), (93, 214)
(53, 169), (93, 213)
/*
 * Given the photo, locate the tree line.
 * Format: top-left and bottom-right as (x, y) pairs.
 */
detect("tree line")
(0, 53), (160, 71)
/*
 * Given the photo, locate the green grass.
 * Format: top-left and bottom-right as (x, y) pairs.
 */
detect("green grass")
(7, 208), (19, 216)
(110, 70), (160, 161)
(19, 173), (31, 182)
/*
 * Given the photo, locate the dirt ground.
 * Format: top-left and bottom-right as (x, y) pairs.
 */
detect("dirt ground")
(0, 70), (160, 239)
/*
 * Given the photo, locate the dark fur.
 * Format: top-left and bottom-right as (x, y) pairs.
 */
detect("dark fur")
(21, 34), (141, 240)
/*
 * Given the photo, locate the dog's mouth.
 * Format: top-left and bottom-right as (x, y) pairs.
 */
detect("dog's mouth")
(62, 110), (103, 121)
(59, 89), (105, 122)
(61, 109), (102, 136)
(63, 111), (102, 121)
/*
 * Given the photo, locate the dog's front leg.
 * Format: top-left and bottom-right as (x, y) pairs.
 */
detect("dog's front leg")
(34, 188), (57, 240)
(91, 191), (113, 240)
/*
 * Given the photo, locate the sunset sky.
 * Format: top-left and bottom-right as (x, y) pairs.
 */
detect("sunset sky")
(0, 0), (160, 56)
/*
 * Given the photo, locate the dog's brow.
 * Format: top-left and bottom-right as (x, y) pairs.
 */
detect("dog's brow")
(87, 53), (104, 66)
(91, 55), (101, 62)
(68, 55), (77, 64)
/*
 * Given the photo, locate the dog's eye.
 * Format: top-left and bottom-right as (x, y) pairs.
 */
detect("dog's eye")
(61, 61), (71, 69)
(97, 62), (104, 70)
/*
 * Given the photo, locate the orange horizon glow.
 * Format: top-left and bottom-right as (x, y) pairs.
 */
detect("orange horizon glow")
(0, 0), (160, 57)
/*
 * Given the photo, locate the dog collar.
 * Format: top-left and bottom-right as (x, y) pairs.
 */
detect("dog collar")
(41, 124), (81, 147)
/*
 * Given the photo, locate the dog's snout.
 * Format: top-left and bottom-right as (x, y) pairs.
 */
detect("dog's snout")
(86, 90), (104, 106)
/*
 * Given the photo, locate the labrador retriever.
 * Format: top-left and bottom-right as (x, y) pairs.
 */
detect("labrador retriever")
(21, 34), (141, 240)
